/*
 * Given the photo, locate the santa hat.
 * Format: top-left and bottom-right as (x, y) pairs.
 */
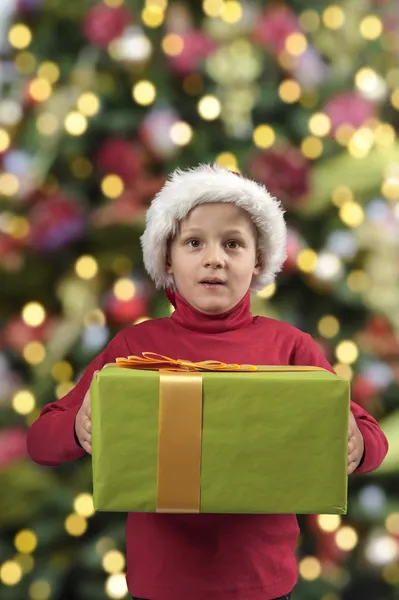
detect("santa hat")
(140, 164), (287, 292)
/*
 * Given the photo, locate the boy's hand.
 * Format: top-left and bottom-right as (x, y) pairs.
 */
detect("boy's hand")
(75, 372), (98, 455)
(348, 411), (364, 475)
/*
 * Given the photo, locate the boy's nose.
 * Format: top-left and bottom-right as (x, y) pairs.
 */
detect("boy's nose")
(203, 245), (224, 268)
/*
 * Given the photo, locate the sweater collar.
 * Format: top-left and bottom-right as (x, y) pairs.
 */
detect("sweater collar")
(166, 289), (254, 333)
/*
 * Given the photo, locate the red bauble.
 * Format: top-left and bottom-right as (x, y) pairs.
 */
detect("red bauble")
(0, 428), (28, 470)
(83, 3), (131, 48)
(28, 194), (85, 252)
(96, 138), (144, 183)
(283, 228), (304, 272)
(324, 92), (376, 134)
(168, 30), (216, 76)
(253, 5), (300, 55)
(106, 295), (148, 324)
(248, 148), (310, 207)
(352, 375), (377, 409)
(2, 316), (56, 354)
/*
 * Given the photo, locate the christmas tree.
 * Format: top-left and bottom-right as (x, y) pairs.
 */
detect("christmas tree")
(1, 0), (399, 599)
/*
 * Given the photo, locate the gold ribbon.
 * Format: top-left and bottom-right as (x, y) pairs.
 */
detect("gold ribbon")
(112, 353), (324, 513)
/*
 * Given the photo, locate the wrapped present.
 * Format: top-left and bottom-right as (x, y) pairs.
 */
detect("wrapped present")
(91, 353), (350, 515)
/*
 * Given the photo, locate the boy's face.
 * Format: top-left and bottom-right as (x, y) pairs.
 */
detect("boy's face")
(167, 203), (261, 315)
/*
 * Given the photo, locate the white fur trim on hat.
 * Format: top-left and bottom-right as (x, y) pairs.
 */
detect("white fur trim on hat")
(140, 164), (287, 292)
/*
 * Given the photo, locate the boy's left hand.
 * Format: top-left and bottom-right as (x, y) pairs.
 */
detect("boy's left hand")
(348, 411), (365, 475)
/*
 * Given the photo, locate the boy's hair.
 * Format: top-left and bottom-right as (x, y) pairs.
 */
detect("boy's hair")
(141, 164), (287, 291)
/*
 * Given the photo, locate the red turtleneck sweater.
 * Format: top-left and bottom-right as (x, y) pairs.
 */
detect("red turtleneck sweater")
(27, 291), (388, 600)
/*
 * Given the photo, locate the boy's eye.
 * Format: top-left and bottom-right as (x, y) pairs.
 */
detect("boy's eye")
(187, 239), (201, 248)
(226, 240), (240, 249)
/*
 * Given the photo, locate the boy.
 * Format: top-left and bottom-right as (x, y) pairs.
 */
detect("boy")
(27, 164), (389, 600)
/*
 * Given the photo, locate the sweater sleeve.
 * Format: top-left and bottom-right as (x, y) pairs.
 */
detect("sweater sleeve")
(293, 332), (389, 475)
(26, 330), (130, 467)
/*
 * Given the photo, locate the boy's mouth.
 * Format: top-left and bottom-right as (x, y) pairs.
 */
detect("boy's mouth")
(200, 277), (226, 287)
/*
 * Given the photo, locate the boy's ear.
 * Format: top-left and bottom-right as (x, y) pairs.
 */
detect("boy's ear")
(165, 249), (173, 275)
(253, 251), (264, 275)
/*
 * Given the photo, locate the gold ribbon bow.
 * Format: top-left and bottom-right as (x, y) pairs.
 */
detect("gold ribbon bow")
(113, 353), (323, 513)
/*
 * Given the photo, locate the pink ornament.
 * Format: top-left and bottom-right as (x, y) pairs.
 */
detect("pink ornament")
(283, 228), (304, 273)
(253, 5), (301, 55)
(106, 295), (148, 324)
(248, 147), (310, 207)
(2, 315), (56, 354)
(83, 3), (132, 48)
(0, 428), (28, 470)
(168, 30), (216, 76)
(28, 195), (85, 251)
(139, 108), (180, 160)
(324, 92), (376, 134)
(96, 138), (144, 183)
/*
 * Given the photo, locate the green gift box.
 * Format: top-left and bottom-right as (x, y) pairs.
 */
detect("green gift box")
(91, 357), (350, 515)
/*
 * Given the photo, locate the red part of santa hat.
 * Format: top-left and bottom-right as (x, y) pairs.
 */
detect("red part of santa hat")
(140, 164), (287, 292)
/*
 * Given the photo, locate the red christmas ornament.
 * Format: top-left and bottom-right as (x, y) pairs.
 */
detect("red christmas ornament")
(28, 194), (85, 252)
(324, 92), (376, 134)
(283, 228), (304, 273)
(83, 3), (131, 48)
(352, 375), (377, 409)
(106, 295), (148, 324)
(2, 315), (56, 354)
(248, 147), (310, 207)
(253, 5), (301, 55)
(168, 30), (216, 76)
(96, 138), (144, 183)
(0, 428), (28, 470)
(0, 233), (26, 271)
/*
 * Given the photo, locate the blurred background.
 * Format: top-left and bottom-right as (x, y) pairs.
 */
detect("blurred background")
(0, 0), (399, 598)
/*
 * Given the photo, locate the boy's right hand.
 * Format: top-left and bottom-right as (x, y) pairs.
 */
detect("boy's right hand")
(75, 372), (97, 455)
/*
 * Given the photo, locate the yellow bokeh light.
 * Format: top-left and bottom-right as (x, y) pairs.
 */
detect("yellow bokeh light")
(51, 361), (73, 382)
(386, 513), (399, 536)
(202, 0), (223, 17)
(55, 382), (74, 400)
(253, 124), (275, 149)
(71, 157), (93, 179)
(12, 390), (36, 415)
(220, 1), (243, 24)
(257, 283), (276, 299)
(64, 112), (88, 136)
(29, 78), (52, 103)
(96, 537), (116, 556)
(309, 113), (331, 137)
(317, 514), (341, 532)
(15, 51), (36, 74)
(74, 493), (95, 518)
(101, 174), (124, 199)
(23, 342), (46, 365)
(134, 316), (151, 325)
(296, 249), (318, 273)
(383, 563), (399, 586)
(77, 92), (100, 116)
(381, 178), (399, 201)
(391, 89), (399, 110)
(285, 33), (308, 56)
(355, 67), (379, 94)
(114, 278), (136, 301)
(198, 95), (221, 120)
(333, 363), (353, 381)
(14, 530), (38, 554)
(9, 216), (30, 239)
(8, 24), (32, 49)
(170, 121), (193, 146)
(318, 315), (340, 338)
(162, 33), (184, 56)
(331, 186), (353, 207)
(141, 5), (164, 28)
(0, 129), (11, 152)
(132, 80), (156, 105)
(22, 302), (46, 327)
(0, 560), (23, 586)
(38, 61), (60, 84)
(0, 173), (19, 196)
(360, 15), (383, 40)
(215, 152), (238, 170)
(84, 308), (106, 327)
(335, 124), (355, 146)
(75, 255), (99, 280)
(15, 553), (34, 574)
(335, 340), (359, 365)
(347, 270), (370, 293)
(322, 5), (345, 30)
(146, 0), (168, 9)
(279, 79), (301, 103)
(102, 550), (126, 574)
(374, 123), (396, 147)
(299, 556), (322, 580)
(29, 579), (52, 600)
(65, 514), (87, 537)
(105, 573), (128, 599)
(36, 113), (59, 136)
(301, 136), (323, 159)
(299, 10), (320, 32)
(339, 201), (365, 227)
(335, 526), (358, 551)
